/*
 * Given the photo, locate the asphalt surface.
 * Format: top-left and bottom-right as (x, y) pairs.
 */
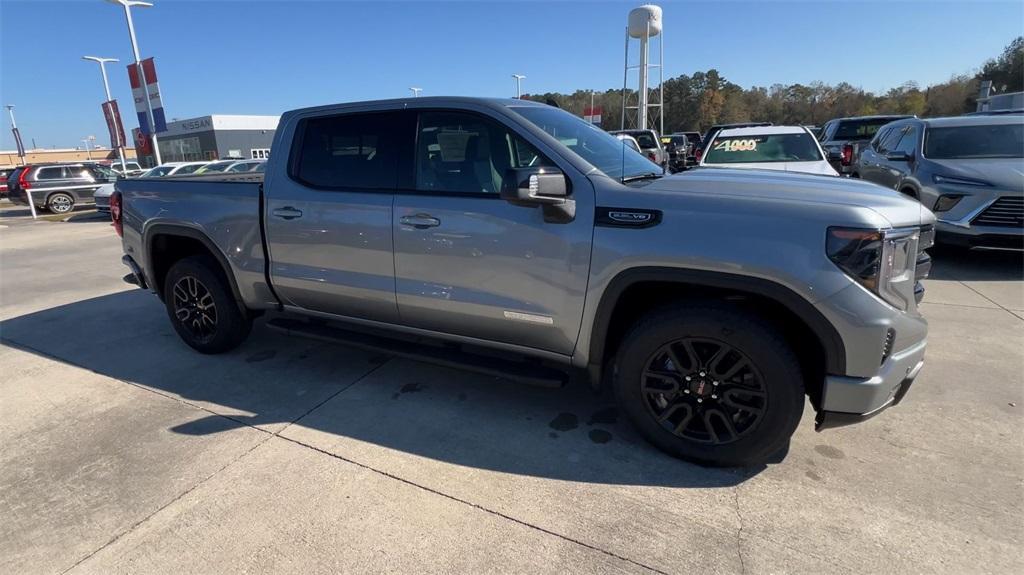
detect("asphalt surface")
(1, 202), (1022, 574)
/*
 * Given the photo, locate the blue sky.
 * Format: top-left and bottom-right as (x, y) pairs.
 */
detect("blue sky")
(1, 0), (1022, 149)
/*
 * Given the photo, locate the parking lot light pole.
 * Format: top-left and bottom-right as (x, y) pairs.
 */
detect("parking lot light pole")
(82, 56), (128, 174)
(409, 87), (422, 97)
(6, 105), (24, 166)
(105, 0), (162, 166)
(511, 74), (525, 99)
(7, 105), (36, 218)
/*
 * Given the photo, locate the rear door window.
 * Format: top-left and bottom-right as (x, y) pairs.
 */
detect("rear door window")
(294, 112), (401, 190)
(35, 167), (67, 180)
(835, 119), (896, 141)
(633, 132), (658, 148)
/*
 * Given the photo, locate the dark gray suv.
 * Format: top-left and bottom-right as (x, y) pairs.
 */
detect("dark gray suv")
(856, 115), (1023, 248)
(6, 163), (118, 214)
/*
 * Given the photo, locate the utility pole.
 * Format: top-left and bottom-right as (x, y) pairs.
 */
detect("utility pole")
(105, 0), (162, 165)
(82, 56), (128, 173)
(6, 105), (25, 165)
(511, 74), (526, 99)
(82, 137), (96, 160)
(409, 87), (422, 97)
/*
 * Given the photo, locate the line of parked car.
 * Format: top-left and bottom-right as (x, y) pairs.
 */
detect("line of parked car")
(605, 111), (1022, 248)
(2, 158), (267, 214)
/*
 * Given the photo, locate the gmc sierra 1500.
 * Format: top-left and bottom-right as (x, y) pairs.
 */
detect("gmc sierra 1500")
(114, 97), (933, 466)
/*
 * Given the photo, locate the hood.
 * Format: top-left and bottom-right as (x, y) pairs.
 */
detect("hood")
(927, 158), (1024, 192)
(701, 161), (837, 177)
(642, 167), (927, 228)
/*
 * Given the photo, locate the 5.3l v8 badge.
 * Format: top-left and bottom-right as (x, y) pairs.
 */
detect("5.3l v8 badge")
(596, 207), (662, 228)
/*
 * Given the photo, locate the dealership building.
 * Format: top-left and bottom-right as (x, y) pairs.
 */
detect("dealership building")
(133, 114), (279, 165)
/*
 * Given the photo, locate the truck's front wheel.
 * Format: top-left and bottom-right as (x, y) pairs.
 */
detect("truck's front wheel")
(613, 304), (804, 467)
(164, 255), (251, 354)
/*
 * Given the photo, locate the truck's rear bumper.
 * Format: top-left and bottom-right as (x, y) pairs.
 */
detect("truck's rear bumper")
(122, 255), (148, 289)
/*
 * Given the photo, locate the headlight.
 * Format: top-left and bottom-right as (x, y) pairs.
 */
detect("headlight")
(933, 174), (991, 187)
(827, 227), (920, 311)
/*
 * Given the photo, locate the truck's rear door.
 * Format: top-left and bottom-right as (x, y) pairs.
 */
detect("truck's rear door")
(263, 109), (404, 323)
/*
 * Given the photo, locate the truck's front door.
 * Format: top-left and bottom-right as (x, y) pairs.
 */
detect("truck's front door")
(392, 109), (593, 355)
(263, 109), (406, 323)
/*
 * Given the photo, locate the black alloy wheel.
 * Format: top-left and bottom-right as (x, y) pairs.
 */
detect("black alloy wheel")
(172, 275), (219, 343)
(641, 337), (767, 445)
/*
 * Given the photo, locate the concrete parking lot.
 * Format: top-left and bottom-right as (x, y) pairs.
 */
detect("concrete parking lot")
(1, 201), (1022, 574)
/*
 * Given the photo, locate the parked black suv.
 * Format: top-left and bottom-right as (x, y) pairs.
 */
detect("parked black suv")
(7, 163), (118, 213)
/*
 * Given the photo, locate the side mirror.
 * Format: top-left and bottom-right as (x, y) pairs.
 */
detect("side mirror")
(501, 167), (575, 223)
(826, 151), (842, 162)
(885, 151), (911, 162)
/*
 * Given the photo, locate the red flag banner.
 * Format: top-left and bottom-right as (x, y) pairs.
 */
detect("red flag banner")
(102, 100), (127, 148)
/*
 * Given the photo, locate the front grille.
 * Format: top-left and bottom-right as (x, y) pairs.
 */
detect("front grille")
(972, 196), (1024, 228)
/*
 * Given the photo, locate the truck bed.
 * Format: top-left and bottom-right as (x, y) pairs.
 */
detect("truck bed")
(116, 173), (278, 310)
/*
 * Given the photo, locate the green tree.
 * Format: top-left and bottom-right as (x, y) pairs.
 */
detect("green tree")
(977, 36), (1024, 93)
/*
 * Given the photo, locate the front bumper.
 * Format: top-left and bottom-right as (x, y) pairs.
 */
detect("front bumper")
(816, 344), (925, 430)
(935, 220), (1024, 248)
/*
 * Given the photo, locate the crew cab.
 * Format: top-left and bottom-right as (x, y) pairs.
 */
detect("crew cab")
(113, 97), (934, 466)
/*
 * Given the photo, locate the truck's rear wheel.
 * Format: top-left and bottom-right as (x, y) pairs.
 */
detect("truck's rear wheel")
(164, 255), (251, 354)
(613, 304), (804, 467)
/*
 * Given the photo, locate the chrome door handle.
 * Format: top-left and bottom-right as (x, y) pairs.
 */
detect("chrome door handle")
(400, 214), (441, 229)
(272, 207), (303, 220)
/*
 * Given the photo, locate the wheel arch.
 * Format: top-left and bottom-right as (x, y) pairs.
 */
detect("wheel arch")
(144, 224), (246, 314)
(586, 267), (846, 407)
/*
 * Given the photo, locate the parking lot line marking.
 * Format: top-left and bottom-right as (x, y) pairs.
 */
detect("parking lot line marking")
(954, 281), (1024, 323)
(271, 432), (673, 575)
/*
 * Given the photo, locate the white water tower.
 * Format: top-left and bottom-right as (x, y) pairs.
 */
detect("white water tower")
(621, 5), (664, 135)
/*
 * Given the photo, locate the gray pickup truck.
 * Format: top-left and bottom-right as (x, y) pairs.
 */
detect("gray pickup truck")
(818, 115), (913, 176)
(113, 97), (934, 466)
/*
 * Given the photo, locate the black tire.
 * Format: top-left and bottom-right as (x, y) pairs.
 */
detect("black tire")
(612, 303), (804, 467)
(164, 255), (251, 354)
(47, 192), (75, 214)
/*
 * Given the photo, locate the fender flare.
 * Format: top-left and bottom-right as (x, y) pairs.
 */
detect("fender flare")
(587, 267), (846, 375)
(143, 223), (246, 312)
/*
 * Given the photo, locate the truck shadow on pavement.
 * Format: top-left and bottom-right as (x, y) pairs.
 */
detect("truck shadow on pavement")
(1, 290), (761, 488)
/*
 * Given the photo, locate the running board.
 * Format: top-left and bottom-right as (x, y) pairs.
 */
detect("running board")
(265, 317), (568, 388)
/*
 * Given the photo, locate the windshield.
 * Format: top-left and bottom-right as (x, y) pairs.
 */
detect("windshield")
(704, 133), (823, 164)
(197, 162), (232, 173)
(175, 164), (204, 175)
(925, 123), (1024, 159)
(835, 119), (899, 141)
(144, 166), (174, 177)
(512, 106), (659, 181)
(90, 165), (118, 180)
